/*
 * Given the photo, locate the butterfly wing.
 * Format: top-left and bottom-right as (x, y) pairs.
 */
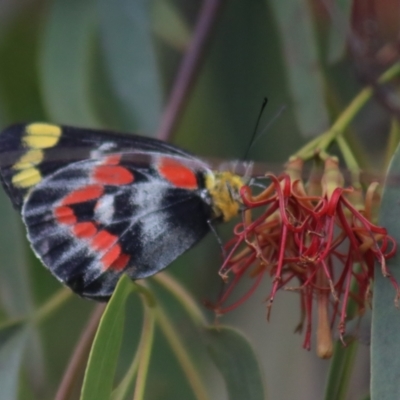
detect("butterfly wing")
(0, 122), (215, 299)
(0, 122), (198, 209)
(21, 152), (212, 299)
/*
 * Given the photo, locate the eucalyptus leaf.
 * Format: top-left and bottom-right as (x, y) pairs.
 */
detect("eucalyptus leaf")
(80, 275), (136, 400)
(98, 0), (162, 134)
(371, 142), (400, 399)
(152, 0), (191, 51)
(268, 0), (329, 137)
(40, 0), (99, 125)
(326, 0), (352, 63)
(0, 193), (31, 319)
(205, 326), (266, 400)
(0, 321), (29, 400)
(0, 191), (45, 390)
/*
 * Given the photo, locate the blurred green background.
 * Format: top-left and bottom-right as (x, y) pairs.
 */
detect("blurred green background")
(0, 0), (397, 399)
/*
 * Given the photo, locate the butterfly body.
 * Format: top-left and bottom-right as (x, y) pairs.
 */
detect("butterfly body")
(0, 123), (244, 299)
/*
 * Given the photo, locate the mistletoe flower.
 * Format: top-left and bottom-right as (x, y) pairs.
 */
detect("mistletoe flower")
(215, 157), (397, 358)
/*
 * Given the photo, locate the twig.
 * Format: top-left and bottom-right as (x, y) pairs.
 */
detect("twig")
(156, 0), (227, 141)
(55, 304), (106, 400)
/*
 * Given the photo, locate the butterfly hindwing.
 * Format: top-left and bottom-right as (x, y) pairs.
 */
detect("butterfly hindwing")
(21, 151), (212, 299)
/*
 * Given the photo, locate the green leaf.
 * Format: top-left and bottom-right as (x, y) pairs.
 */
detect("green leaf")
(0, 7), (46, 122)
(0, 191), (45, 390)
(0, 320), (29, 400)
(40, 0), (99, 126)
(152, 0), (191, 51)
(268, 0), (329, 137)
(326, 0), (352, 63)
(371, 142), (400, 399)
(0, 194), (32, 318)
(205, 326), (266, 400)
(98, 0), (163, 134)
(80, 275), (136, 400)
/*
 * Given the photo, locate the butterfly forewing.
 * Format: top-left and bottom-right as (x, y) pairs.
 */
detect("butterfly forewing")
(0, 123), (200, 209)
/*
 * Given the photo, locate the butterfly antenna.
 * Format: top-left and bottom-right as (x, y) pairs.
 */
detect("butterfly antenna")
(245, 104), (287, 161)
(243, 97), (269, 161)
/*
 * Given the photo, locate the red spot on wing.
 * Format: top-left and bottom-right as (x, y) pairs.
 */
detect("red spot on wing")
(110, 253), (130, 271)
(158, 157), (198, 189)
(93, 230), (130, 271)
(54, 206), (76, 225)
(72, 222), (97, 238)
(101, 244), (121, 269)
(91, 230), (117, 251)
(93, 165), (134, 185)
(104, 154), (121, 165)
(62, 185), (104, 205)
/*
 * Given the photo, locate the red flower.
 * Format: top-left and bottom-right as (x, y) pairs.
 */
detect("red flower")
(214, 157), (398, 358)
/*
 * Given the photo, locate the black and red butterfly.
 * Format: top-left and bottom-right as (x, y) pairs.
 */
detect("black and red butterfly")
(0, 123), (245, 300)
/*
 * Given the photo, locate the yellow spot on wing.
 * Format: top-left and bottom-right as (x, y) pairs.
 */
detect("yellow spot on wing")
(13, 149), (44, 170)
(12, 168), (42, 188)
(23, 123), (61, 149)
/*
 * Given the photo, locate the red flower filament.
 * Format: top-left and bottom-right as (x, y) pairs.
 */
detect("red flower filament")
(215, 157), (398, 358)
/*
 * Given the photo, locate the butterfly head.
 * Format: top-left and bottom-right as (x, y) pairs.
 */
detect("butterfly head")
(205, 171), (245, 222)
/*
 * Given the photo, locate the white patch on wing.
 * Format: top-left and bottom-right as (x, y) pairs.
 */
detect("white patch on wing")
(139, 207), (170, 243)
(130, 181), (170, 208)
(95, 194), (115, 225)
(128, 181), (171, 241)
(90, 142), (116, 159)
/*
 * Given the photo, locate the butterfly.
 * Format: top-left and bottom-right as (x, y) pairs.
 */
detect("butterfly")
(0, 123), (245, 300)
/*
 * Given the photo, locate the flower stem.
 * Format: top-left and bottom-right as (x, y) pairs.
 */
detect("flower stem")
(295, 61), (400, 161)
(156, 306), (209, 400)
(33, 288), (73, 324)
(384, 118), (400, 169)
(111, 284), (156, 400)
(335, 135), (361, 187)
(112, 350), (140, 400)
(55, 304), (105, 400)
(152, 272), (207, 325)
(132, 304), (156, 400)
